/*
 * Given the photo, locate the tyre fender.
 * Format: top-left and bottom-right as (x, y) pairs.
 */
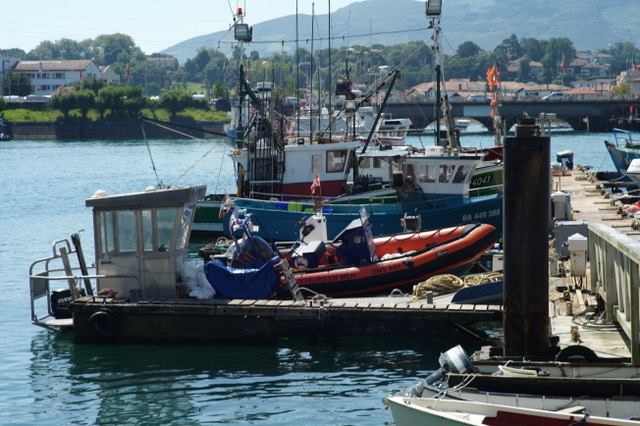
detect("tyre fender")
(87, 309), (116, 338)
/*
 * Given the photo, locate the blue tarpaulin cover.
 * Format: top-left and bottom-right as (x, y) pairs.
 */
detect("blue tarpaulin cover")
(204, 256), (280, 299)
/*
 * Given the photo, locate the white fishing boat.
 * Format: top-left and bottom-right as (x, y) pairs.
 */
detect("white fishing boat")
(625, 158), (640, 186)
(385, 344), (640, 423)
(385, 395), (638, 426)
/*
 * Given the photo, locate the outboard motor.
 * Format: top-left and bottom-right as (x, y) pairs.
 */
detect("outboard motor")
(405, 345), (475, 397)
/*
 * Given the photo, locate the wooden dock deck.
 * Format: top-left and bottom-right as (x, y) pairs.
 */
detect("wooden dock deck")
(69, 294), (503, 344)
(549, 167), (636, 361)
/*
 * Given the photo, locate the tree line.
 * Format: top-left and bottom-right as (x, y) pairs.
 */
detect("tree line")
(2, 33), (639, 102)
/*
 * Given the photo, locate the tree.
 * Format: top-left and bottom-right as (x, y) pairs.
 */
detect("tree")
(130, 62), (166, 95)
(612, 83), (631, 99)
(517, 56), (531, 82)
(93, 33), (144, 65)
(213, 82), (229, 99)
(0, 48), (26, 57)
(75, 89), (96, 117)
(7, 71), (33, 96)
(520, 38), (546, 62)
(159, 89), (193, 117)
(457, 41), (481, 58)
(72, 78), (106, 94)
(494, 34), (522, 59)
(96, 84), (146, 117)
(50, 87), (77, 117)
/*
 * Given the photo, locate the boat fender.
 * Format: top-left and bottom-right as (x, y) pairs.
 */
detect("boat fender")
(87, 309), (116, 338)
(555, 345), (599, 363)
(402, 258), (414, 267)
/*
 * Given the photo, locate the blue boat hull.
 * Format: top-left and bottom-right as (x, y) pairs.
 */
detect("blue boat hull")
(227, 195), (503, 241)
(604, 140), (638, 181)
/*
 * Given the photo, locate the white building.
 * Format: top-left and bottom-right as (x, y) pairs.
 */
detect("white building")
(14, 60), (102, 95)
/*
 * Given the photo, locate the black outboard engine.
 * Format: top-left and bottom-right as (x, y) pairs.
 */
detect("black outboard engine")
(405, 345), (475, 397)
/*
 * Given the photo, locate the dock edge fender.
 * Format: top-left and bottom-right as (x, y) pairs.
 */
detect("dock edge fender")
(87, 308), (117, 338)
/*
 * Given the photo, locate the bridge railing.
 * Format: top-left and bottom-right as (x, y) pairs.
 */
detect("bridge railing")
(588, 221), (640, 363)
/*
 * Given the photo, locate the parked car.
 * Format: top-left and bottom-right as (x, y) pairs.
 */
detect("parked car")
(467, 94), (491, 102)
(542, 92), (565, 101)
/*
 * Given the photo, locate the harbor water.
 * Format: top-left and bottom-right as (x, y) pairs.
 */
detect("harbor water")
(0, 132), (614, 424)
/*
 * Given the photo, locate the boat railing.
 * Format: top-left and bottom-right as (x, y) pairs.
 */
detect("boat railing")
(244, 191), (399, 210)
(612, 128), (640, 148)
(28, 237), (140, 330)
(588, 221), (640, 363)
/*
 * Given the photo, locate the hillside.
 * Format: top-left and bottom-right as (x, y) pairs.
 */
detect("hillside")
(162, 0), (640, 62)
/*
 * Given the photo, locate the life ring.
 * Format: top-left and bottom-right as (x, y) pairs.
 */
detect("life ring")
(87, 309), (116, 338)
(555, 345), (599, 363)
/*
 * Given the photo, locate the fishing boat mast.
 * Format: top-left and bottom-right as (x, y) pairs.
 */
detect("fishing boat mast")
(426, 0), (460, 150)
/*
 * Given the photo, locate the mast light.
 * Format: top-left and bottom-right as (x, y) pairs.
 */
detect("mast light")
(425, 0), (442, 16)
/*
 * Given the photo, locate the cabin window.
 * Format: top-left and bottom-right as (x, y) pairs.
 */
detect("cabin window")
(98, 210), (136, 256)
(439, 165), (454, 183)
(406, 164), (416, 181)
(359, 157), (383, 169)
(327, 149), (347, 173)
(312, 154), (322, 173)
(453, 165), (469, 183)
(418, 164), (436, 182)
(141, 208), (178, 252)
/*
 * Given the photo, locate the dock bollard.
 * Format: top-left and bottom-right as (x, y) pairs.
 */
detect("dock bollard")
(566, 301), (573, 316)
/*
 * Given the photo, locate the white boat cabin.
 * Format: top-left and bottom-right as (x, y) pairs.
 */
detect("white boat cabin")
(358, 146), (480, 198)
(87, 185), (206, 300)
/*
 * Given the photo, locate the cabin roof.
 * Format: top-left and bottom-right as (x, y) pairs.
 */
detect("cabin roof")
(86, 186), (206, 209)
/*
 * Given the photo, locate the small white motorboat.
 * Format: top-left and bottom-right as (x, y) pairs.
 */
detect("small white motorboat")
(625, 158), (640, 186)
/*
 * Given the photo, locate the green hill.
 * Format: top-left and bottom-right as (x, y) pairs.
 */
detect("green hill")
(162, 0), (640, 62)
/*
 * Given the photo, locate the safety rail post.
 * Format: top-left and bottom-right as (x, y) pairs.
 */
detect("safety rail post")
(588, 221), (640, 363)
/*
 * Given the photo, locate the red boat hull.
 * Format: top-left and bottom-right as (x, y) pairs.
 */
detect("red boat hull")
(285, 222), (497, 297)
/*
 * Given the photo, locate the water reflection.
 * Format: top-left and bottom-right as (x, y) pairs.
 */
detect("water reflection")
(29, 331), (479, 424)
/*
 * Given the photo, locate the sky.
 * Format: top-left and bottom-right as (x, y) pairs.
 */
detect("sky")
(2, 0), (362, 55)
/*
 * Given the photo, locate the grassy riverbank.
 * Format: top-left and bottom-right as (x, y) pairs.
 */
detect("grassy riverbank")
(2, 107), (229, 123)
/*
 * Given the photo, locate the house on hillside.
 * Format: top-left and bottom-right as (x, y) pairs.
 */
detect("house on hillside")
(147, 56), (179, 70)
(99, 65), (120, 84)
(580, 63), (609, 78)
(564, 87), (600, 100)
(15, 60), (102, 95)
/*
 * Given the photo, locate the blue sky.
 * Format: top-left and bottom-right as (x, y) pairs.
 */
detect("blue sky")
(3, 0), (361, 55)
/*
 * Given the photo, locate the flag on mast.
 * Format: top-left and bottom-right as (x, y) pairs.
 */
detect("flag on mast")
(560, 53), (566, 73)
(310, 174), (320, 195)
(126, 63), (131, 77)
(218, 192), (234, 219)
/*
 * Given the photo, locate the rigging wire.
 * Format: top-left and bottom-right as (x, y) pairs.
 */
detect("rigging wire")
(140, 118), (224, 188)
(140, 122), (162, 187)
(246, 26), (430, 46)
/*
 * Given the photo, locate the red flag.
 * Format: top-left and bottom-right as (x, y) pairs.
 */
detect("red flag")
(126, 63), (131, 77)
(218, 192), (233, 219)
(310, 174), (320, 195)
(634, 59), (638, 71)
(486, 63), (499, 91)
(560, 54), (566, 73)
